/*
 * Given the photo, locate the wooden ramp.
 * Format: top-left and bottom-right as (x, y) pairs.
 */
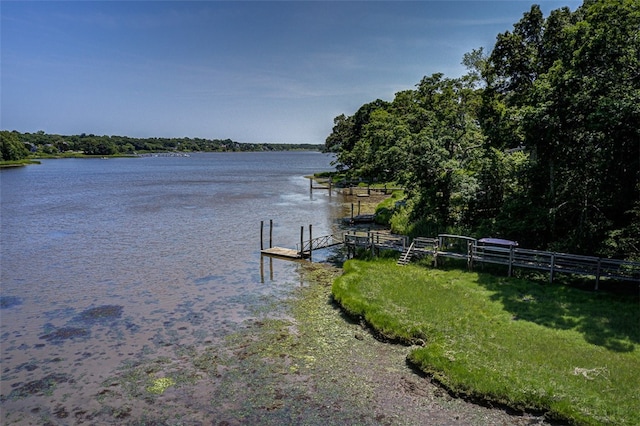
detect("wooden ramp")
(261, 247), (307, 259)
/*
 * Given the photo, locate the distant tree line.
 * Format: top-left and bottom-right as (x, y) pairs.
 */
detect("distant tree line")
(325, 0), (639, 261)
(0, 130), (323, 159)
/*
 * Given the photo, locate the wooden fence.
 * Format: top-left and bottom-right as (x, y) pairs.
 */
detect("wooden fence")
(261, 222), (639, 289)
(431, 234), (640, 289)
(347, 232), (639, 289)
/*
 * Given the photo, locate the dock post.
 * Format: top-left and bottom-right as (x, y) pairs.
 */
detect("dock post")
(309, 224), (313, 261)
(300, 226), (304, 257)
(269, 219), (273, 248)
(351, 203), (354, 220)
(260, 221), (264, 250)
(358, 200), (361, 216)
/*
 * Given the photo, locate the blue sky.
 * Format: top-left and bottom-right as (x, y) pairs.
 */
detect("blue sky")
(2, 1), (582, 144)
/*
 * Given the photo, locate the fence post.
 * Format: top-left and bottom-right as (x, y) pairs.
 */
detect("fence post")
(369, 232), (375, 256)
(550, 253), (555, 283)
(435, 236), (442, 268)
(508, 246), (514, 277)
(468, 241), (474, 271)
(595, 259), (601, 290)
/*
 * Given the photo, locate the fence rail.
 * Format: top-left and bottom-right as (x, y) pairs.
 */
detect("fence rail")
(428, 235), (640, 289)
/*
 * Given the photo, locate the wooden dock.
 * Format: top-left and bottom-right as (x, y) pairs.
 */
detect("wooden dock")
(342, 214), (376, 224)
(259, 220), (639, 289)
(261, 246), (307, 259)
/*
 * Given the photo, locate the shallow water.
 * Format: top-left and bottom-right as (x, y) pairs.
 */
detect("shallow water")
(0, 152), (344, 423)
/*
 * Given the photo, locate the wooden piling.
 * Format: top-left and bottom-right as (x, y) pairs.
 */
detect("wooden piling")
(260, 221), (264, 250)
(300, 226), (304, 257)
(309, 224), (313, 261)
(269, 219), (273, 248)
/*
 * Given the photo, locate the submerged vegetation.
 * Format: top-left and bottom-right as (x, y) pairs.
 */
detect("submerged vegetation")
(332, 258), (640, 425)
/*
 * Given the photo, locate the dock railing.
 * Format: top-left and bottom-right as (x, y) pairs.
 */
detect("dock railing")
(344, 231), (409, 256)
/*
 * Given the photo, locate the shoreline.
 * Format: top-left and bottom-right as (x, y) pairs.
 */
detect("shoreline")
(234, 261), (552, 425)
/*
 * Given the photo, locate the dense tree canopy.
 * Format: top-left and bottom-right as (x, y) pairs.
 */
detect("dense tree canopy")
(0, 131), (30, 161)
(326, 0), (639, 260)
(0, 131), (323, 159)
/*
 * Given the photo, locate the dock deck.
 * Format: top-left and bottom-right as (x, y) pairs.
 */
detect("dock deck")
(260, 247), (307, 259)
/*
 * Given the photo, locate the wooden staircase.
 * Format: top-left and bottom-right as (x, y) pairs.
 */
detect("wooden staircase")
(397, 237), (438, 266)
(397, 241), (415, 266)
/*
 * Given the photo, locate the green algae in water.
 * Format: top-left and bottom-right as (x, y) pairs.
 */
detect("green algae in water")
(146, 377), (175, 395)
(1, 373), (71, 401)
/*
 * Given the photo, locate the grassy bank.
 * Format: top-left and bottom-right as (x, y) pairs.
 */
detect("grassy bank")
(332, 258), (640, 425)
(0, 159), (41, 168)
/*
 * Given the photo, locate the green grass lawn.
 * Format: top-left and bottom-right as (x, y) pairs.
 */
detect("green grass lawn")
(332, 258), (640, 425)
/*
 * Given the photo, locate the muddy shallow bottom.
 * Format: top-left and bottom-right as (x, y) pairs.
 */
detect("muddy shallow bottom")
(2, 262), (552, 425)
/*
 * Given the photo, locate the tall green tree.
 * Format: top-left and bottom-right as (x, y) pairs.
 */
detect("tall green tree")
(403, 74), (485, 230)
(523, 0), (640, 254)
(0, 131), (30, 161)
(479, 0), (639, 255)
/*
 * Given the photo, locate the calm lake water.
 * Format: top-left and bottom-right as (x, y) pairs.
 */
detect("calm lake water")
(0, 152), (344, 423)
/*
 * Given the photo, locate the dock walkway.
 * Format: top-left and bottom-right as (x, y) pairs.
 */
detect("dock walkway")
(260, 221), (639, 289)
